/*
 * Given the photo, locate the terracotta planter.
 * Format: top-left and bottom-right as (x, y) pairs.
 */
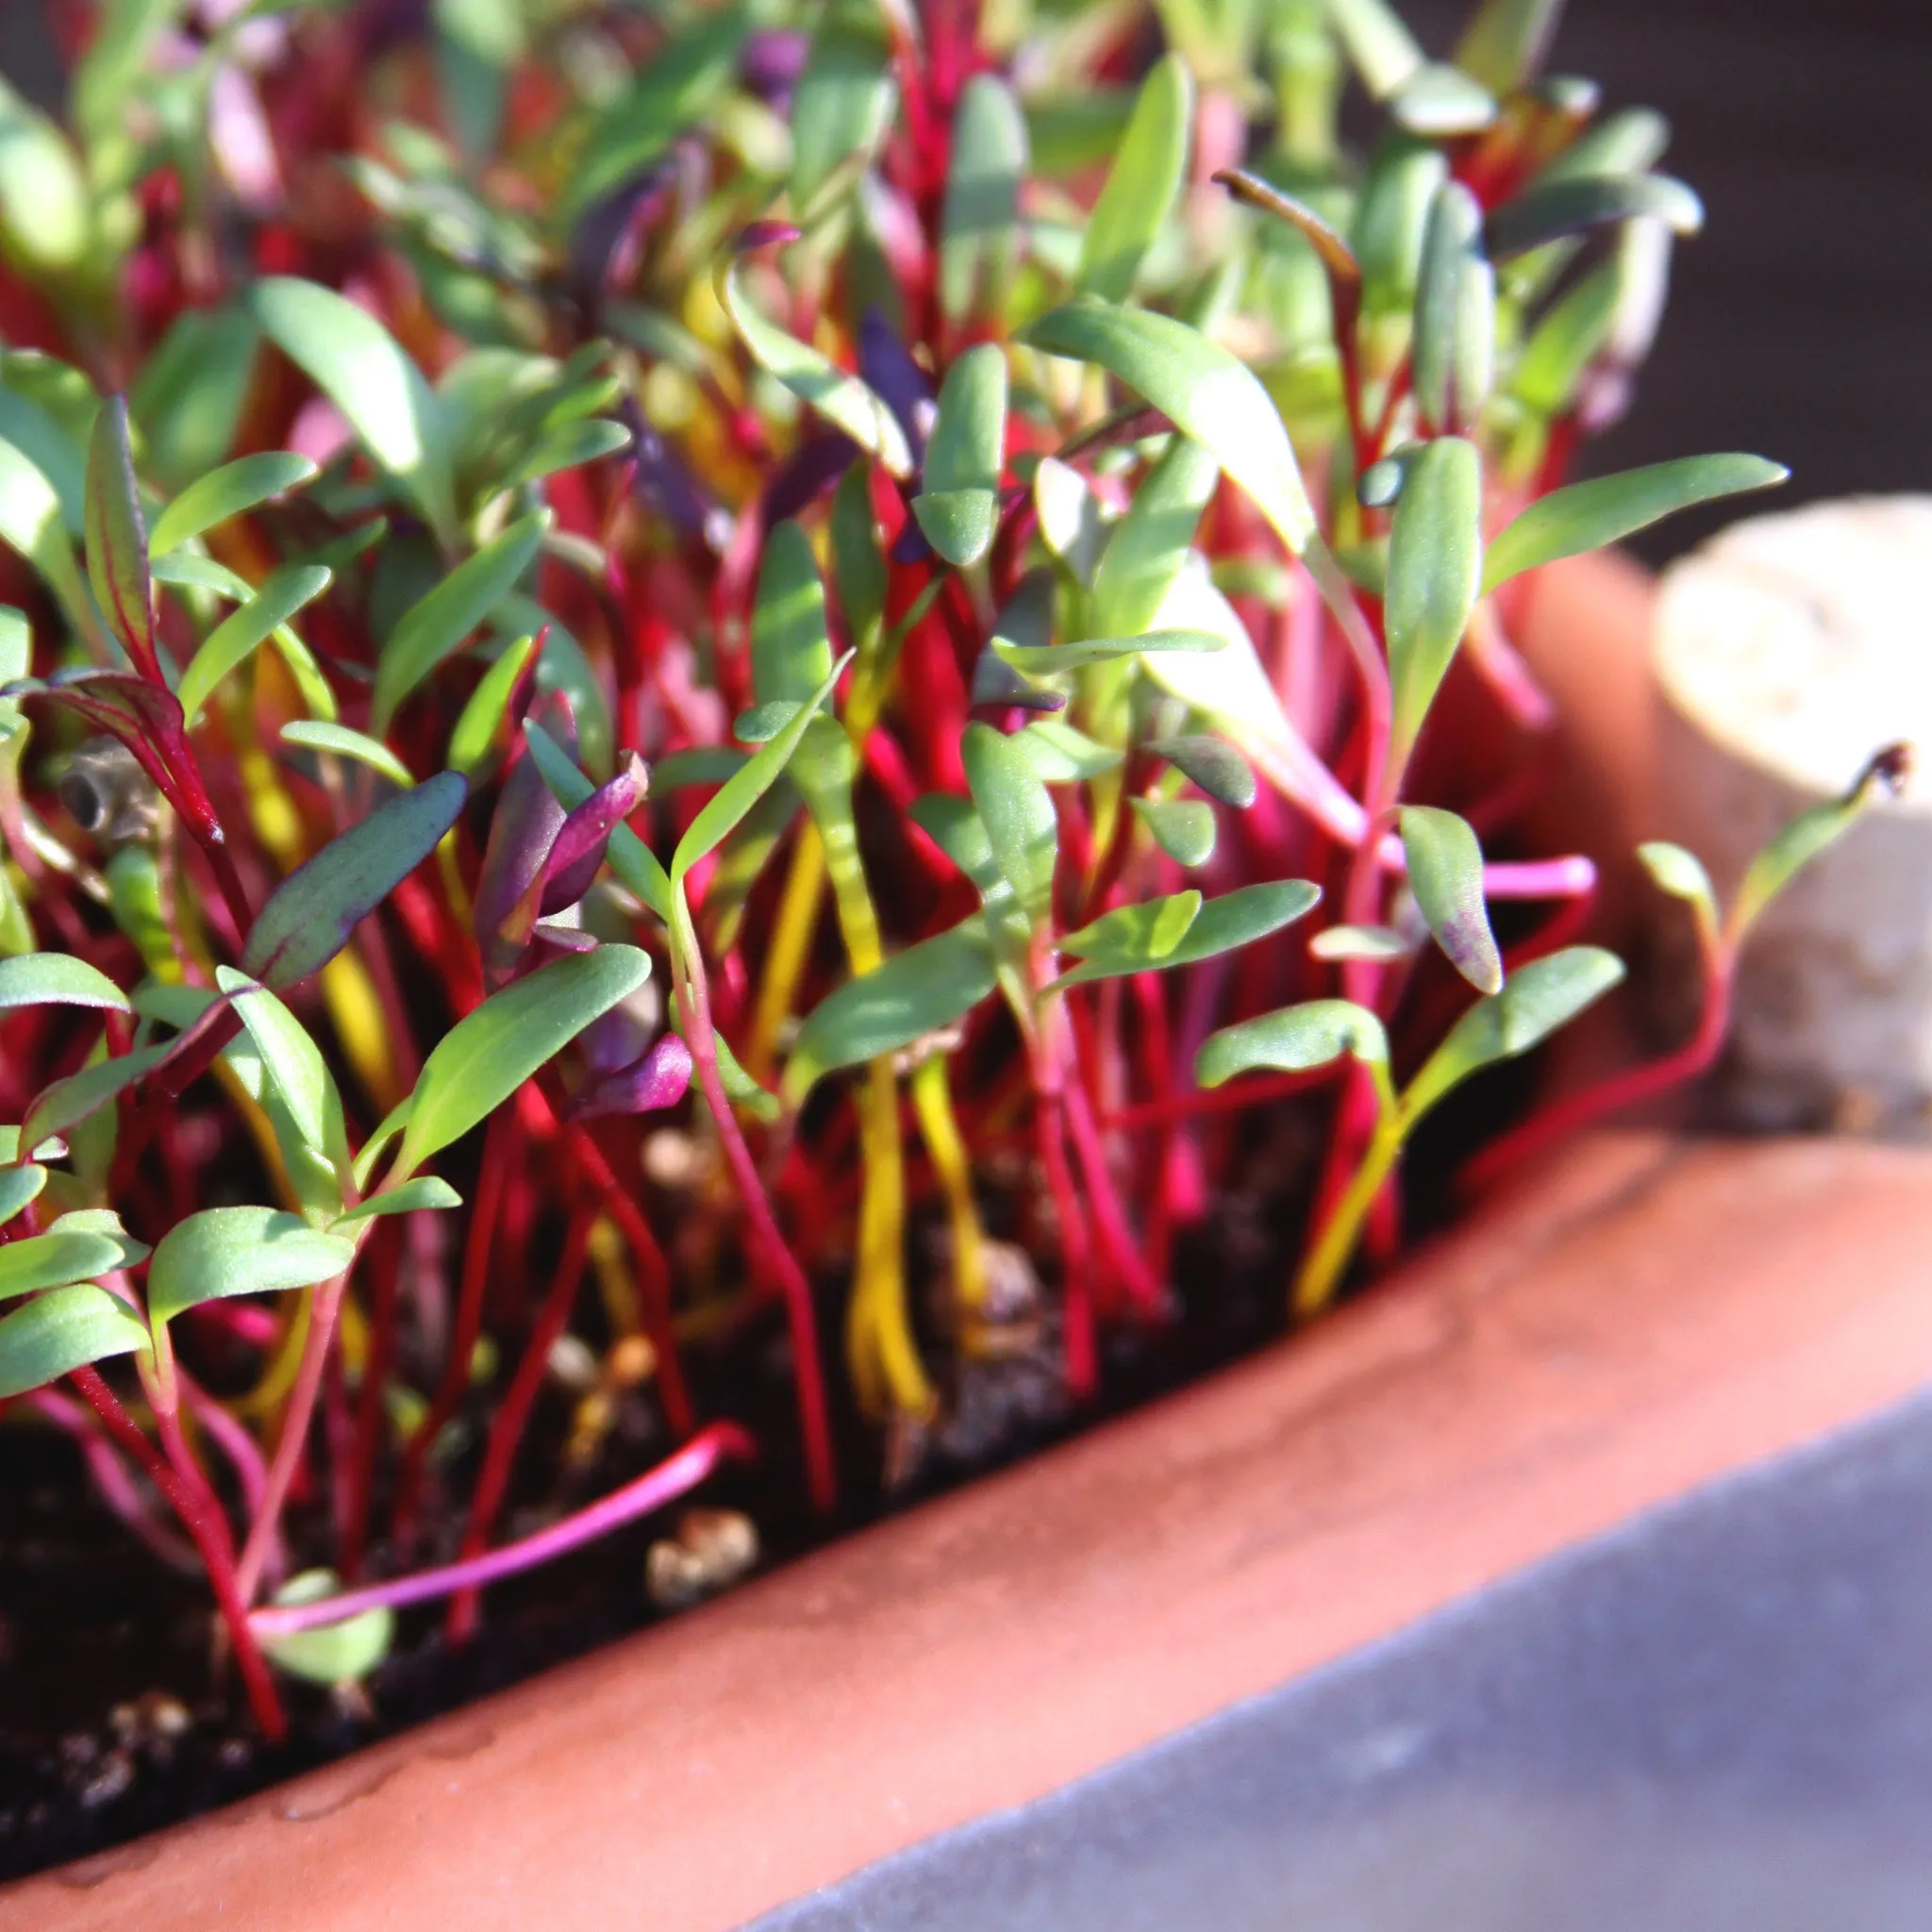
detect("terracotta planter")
(11, 554), (1922, 1927)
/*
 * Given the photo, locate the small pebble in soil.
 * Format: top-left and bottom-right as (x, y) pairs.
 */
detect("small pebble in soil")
(645, 1507), (759, 1609)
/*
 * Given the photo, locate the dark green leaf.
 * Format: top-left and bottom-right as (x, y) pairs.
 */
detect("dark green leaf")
(782, 922), (997, 1104)
(940, 75), (1028, 324)
(1075, 53), (1192, 304)
(147, 1207), (355, 1328)
(396, 944), (653, 1179)
(830, 460), (886, 641)
(1196, 998), (1390, 1087)
(242, 772), (468, 990)
(1146, 734), (1257, 808)
(1400, 806), (1501, 993)
(149, 453), (319, 556)
(84, 398), (156, 674)
(0, 1284), (150, 1400)
(791, 7), (894, 212)
(1024, 300), (1316, 556)
(1385, 436), (1483, 762)
(499, 418), (632, 491)
(1132, 795), (1217, 867)
(21, 1042), (171, 1155)
(249, 277), (457, 544)
(0, 954), (130, 1014)
(373, 510), (548, 731)
(1485, 173), (1703, 261)
(962, 721), (1058, 926)
(913, 345), (1007, 569)
(1482, 455), (1789, 593)
(1412, 183), (1494, 435)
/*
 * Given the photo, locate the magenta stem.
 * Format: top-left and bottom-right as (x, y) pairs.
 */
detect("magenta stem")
(249, 1422), (757, 1640)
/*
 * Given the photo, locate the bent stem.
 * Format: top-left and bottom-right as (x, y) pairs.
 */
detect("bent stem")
(251, 1423), (757, 1641)
(1293, 1112), (1405, 1320)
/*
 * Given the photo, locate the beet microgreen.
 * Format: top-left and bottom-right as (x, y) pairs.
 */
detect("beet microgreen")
(0, 0), (1876, 1759)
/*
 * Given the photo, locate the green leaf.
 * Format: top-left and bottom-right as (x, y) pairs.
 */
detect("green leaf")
(1032, 458), (1108, 587)
(1015, 720), (1124, 784)
(1637, 841), (1718, 936)
(215, 968), (345, 1163)
(0, 1226), (133, 1302)
(144, 1207), (355, 1328)
(962, 721), (1059, 926)
(249, 277), (457, 544)
(1132, 795), (1218, 867)
(524, 721), (673, 924)
(0, 435), (89, 628)
(449, 632), (536, 775)
(940, 75), (1028, 324)
(1145, 734), (1257, 808)
(781, 922), (998, 1104)
(329, 1176), (463, 1228)
(84, 398), (156, 671)
(1453, 0), (1565, 92)
(791, 7), (895, 212)
(149, 452), (320, 556)
(373, 510), (548, 732)
(831, 461), (886, 643)
(1400, 806), (1501, 993)
(1308, 923), (1416, 962)
(0, 76), (91, 278)
(1731, 747), (1908, 941)
(672, 657), (848, 883)
(242, 772), (468, 990)
(1089, 437), (1221, 640)
(994, 627), (1224, 675)
(396, 945), (652, 1178)
(0, 953), (130, 1014)
(1385, 436), (1483, 762)
(913, 345), (1007, 569)
(1481, 455), (1789, 593)
(751, 521), (833, 706)
(1353, 137), (1449, 327)
(1024, 299), (1316, 557)
(1324, 0), (1424, 96)
(0, 1284), (150, 1400)
(281, 721), (416, 791)
(21, 1041), (170, 1158)
(1058, 889), (1202, 964)
(1075, 53), (1192, 304)
(1485, 174), (1703, 260)
(718, 257), (911, 478)
(1391, 64), (1496, 138)
(1053, 879), (1321, 989)
(48, 1208), (149, 1272)
(1413, 183), (1494, 435)
(0, 1162), (47, 1226)
(497, 418), (631, 491)
(259, 1570), (395, 1686)
(177, 563), (332, 725)
(1196, 998), (1390, 1086)
(1404, 945), (1625, 1121)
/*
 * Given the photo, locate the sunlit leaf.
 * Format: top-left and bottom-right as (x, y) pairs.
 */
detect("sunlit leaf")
(994, 627), (1224, 675)
(1485, 173), (1703, 261)
(791, 5), (895, 211)
(1400, 806), (1501, 993)
(1454, 0), (1565, 92)
(242, 772), (468, 990)
(373, 510), (548, 732)
(1053, 879), (1320, 988)
(1024, 299), (1316, 556)
(0, 1161), (46, 1227)
(396, 944), (653, 1178)
(751, 521), (833, 706)
(0, 954), (130, 1014)
(940, 75), (1028, 324)
(962, 721), (1058, 926)
(280, 721), (416, 791)
(1015, 719), (1122, 783)
(1325, 0), (1424, 97)
(1308, 923), (1417, 962)
(1353, 136), (1448, 328)
(913, 345), (1007, 569)
(1196, 999), (1390, 1087)
(1412, 182), (1493, 435)
(249, 276), (457, 543)
(147, 1207), (355, 1327)
(214, 968), (345, 1164)
(177, 564), (332, 726)
(1076, 53), (1191, 304)
(0, 1225), (134, 1302)
(0, 1285), (150, 1400)
(1132, 795), (1217, 867)
(258, 1570), (395, 1685)
(149, 452), (319, 556)
(1385, 436), (1482, 763)
(1637, 841), (1718, 938)
(1482, 455), (1789, 593)
(449, 631), (536, 776)
(330, 1176), (463, 1228)
(1058, 890), (1202, 964)
(1088, 437), (1220, 640)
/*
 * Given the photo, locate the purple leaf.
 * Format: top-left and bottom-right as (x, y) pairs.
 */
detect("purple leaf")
(539, 753), (649, 916)
(858, 309), (933, 468)
(474, 743), (568, 985)
(571, 1033), (693, 1121)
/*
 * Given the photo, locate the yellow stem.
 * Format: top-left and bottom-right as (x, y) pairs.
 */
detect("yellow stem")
(746, 819), (827, 1080)
(1292, 1120), (1404, 1321)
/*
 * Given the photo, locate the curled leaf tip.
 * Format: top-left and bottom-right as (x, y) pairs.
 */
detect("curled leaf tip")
(1860, 741), (1912, 798)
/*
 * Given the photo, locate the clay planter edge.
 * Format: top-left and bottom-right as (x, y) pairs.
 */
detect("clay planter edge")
(15, 554), (1920, 1931)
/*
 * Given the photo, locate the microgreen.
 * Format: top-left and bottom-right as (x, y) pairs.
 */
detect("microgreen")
(0, 0), (1863, 1756)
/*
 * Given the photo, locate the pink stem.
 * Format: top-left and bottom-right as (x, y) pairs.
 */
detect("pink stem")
(249, 1423), (756, 1640)
(28, 1388), (199, 1573)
